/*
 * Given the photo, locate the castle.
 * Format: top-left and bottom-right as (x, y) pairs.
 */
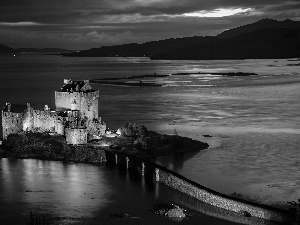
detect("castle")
(1, 79), (106, 144)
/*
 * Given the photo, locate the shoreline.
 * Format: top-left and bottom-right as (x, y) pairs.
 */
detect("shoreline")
(0, 123), (209, 164)
(90, 71), (258, 87)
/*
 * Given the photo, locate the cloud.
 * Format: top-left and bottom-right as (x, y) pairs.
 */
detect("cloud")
(0, 21), (42, 26)
(182, 8), (253, 18)
(0, 0), (299, 49)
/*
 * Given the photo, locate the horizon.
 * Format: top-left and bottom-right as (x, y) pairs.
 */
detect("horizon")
(1, 0), (300, 50)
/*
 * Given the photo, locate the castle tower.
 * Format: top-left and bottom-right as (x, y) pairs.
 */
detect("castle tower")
(55, 79), (99, 121)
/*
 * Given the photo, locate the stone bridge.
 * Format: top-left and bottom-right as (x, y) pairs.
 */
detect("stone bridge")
(102, 149), (295, 224)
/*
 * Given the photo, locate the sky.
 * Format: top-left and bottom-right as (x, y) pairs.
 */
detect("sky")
(0, 0), (299, 50)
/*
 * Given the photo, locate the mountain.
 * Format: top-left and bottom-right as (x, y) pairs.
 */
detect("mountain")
(63, 18), (300, 60)
(17, 48), (73, 53)
(218, 18), (300, 39)
(151, 28), (300, 60)
(62, 36), (215, 57)
(0, 44), (19, 53)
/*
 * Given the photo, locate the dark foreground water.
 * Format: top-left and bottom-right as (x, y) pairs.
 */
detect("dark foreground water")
(0, 158), (261, 225)
(0, 54), (300, 222)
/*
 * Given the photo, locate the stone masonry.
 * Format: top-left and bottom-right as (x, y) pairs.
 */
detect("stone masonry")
(2, 79), (106, 144)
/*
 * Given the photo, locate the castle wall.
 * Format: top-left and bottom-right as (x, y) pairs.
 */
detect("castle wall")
(22, 107), (34, 131)
(65, 128), (87, 144)
(86, 119), (106, 137)
(33, 110), (58, 133)
(2, 111), (24, 139)
(3, 79), (103, 142)
(80, 91), (99, 120)
(55, 119), (65, 135)
(55, 91), (99, 121)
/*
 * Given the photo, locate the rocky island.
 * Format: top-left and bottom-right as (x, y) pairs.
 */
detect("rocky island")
(0, 79), (208, 161)
(0, 122), (209, 162)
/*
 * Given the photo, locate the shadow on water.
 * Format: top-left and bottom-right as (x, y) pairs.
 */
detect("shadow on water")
(154, 150), (200, 172)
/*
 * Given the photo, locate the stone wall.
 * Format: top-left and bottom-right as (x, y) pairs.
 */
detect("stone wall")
(2, 107), (64, 139)
(55, 118), (65, 135)
(2, 111), (24, 139)
(55, 91), (99, 121)
(33, 110), (57, 133)
(22, 107), (34, 132)
(86, 118), (106, 137)
(65, 128), (87, 144)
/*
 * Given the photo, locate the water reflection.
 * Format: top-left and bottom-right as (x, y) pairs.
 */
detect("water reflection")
(1, 158), (284, 225)
(155, 150), (200, 171)
(0, 159), (112, 224)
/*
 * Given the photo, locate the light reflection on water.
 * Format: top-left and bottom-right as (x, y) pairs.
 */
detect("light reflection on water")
(0, 159), (112, 223)
(1, 158), (258, 225)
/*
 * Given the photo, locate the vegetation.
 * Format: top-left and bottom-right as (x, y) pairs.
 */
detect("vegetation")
(0, 43), (19, 53)
(118, 123), (148, 137)
(0, 131), (106, 163)
(0, 123), (209, 160)
(103, 123), (209, 158)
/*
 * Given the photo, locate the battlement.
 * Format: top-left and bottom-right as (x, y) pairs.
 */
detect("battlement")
(59, 79), (94, 93)
(55, 90), (99, 98)
(2, 102), (28, 113)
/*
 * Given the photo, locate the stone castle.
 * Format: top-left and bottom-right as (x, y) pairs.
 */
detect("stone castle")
(1, 79), (106, 144)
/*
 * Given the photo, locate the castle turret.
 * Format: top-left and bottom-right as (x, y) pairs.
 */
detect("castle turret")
(6, 102), (11, 112)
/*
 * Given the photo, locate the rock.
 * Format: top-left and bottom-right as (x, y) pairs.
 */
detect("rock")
(118, 123), (148, 137)
(151, 203), (185, 218)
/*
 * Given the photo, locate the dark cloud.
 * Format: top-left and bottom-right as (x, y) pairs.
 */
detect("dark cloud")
(0, 0), (299, 49)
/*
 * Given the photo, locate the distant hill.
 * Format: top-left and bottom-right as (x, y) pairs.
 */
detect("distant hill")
(63, 18), (300, 60)
(62, 36), (215, 57)
(0, 44), (19, 53)
(151, 28), (300, 60)
(218, 18), (300, 39)
(17, 48), (73, 53)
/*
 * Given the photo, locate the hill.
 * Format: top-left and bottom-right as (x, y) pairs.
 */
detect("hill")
(218, 18), (300, 39)
(62, 36), (215, 57)
(151, 28), (300, 60)
(63, 18), (300, 60)
(17, 48), (73, 53)
(0, 44), (19, 53)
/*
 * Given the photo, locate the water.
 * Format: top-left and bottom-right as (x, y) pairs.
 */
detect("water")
(0, 158), (249, 225)
(0, 54), (300, 220)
